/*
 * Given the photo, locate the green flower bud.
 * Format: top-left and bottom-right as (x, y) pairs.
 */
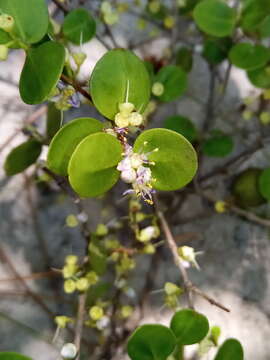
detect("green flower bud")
(149, 1), (161, 13)
(63, 264), (77, 279)
(164, 16), (175, 29)
(55, 315), (72, 328)
(164, 282), (182, 296)
(129, 112), (143, 126)
(0, 14), (14, 33)
(115, 112), (129, 127)
(260, 111), (270, 125)
(0, 45), (8, 61)
(76, 277), (89, 291)
(64, 279), (76, 293)
(66, 214), (79, 228)
(89, 306), (104, 321)
(143, 244), (156, 254)
(86, 271), (99, 285)
(104, 11), (119, 25)
(65, 255), (78, 265)
(152, 82), (164, 97)
(119, 102), (135, 116)
(72, 52), (87, 67)
(96, 223), (108, 236)
(120, 305), (133, 318)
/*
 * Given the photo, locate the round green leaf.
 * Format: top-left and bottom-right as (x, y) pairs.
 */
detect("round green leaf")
(68, 133), (122, 197)
(4, 139), (42, 176)
(203, 38), (232, 65)
(247, 66), (270, 89)
(240, 0), (270, 32)
(154, 65), (187, 102)
(232, 168), (265, 208)
(229, 43), (270, 70)
(193, 0), (236, 37)
(170, 309), (209, 345)
(90, 49), (150, 120)
(19, 41), (65, 104)
(62, 8), (96, 45)
(214, 339), (244, 360)
(127, 324), (176, 360)
(258, 15), (270, 38)
(46, 102), (62, 140)
(133, 128), (198, 191)
(47, 117), (103, 175)
(202, 134), (233, 157)
(164, 115), (198, 143)
(259, 168), (270, 200)
(0, 352), (32, 360)
(0, 0), (49, 44)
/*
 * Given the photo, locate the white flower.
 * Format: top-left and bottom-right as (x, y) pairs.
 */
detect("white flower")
(119, 102), (135, 115)
(121, 169), (137, 183)
(96, 316), (110, 330)
(115, 113), (129, 128)
(138, 226), (159, 242)
(178, 246), (201, 270)
(61, 343), (77, 359)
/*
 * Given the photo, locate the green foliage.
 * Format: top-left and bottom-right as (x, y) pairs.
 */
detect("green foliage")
(193, 0), (236, 37)
(258, 168), (270, 200)
(68, 133), (122, 197)
(0, 0), (49, 44)
(19, 41), (65, 104)
(47, 117), (103, 175)
(214, 339), (244, 360)
(62, 8), (96, 44)
(127, 324), (176, 360)
(232, 168), (265, 208)
(4, 139), (42, 176)
(133, 128), (198, 191)
(164, 115), (198, 143)
(175, 47), (193, 72)
(203, 38), (232, 65)
(258, 15), (270, 38)
(0, 353), (32, 360)
(154, 65), (187, 102)
(247, 66), (270, 89)
(0, 29), (11, 44)
(240, 0), (270, 32)
(90, 49), (150, 120)
(89, 236), (107, 275)
(229, 43), (270, 70)
(170, 309), (209, 345)
(202, 133), (233, 157)
(46, 102), (62, 140)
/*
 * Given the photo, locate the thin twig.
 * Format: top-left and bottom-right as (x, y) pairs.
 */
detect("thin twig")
(61, 74), (92, 103)
(74, 294), (87, 358)
(0, 270), (59, 282)
(51, 0), (69, 14)
(154, 196), (230, 313)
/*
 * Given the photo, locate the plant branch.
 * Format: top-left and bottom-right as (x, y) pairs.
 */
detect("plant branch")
(51, 0), (69, 14)
(60, 74), (92, 103)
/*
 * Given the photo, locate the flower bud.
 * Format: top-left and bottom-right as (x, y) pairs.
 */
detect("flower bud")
(104, 11), (119, 25)
(96, 223), (108, 236)
(87, 271), (99, 285)
(149, 1), (161, 13)
(214, 201), (227, 213)
(129, 112), (143, 126)
(0, 14), (14, 33)
(242, 110), (253, 121)
(55, 315), (72, 329)
(138, 226), (159, 242)
(76, 277), (89, 291)
(101, 1), (112, 13)
(178, 246), (200, 269)
(115, 112), (129, 127)
(260, 111), (270, 125)
(61, 343), (77, 360)
(72, 52), (87, 67)
(119, 102), (135, 115)
(89, 306), (104, 321)
(164, 282), (182, 296)
(152, 82), (164, 96)
(65, 214), (78, 228)
(0, 45), (8, 61)
(143, 244), (156, 254)
(64, 279), (76, 293)
(66, 255), (78, 265)
(63, 264), (77, 279)
(120, 305), (134, 318)
(164, 16), (175, 29)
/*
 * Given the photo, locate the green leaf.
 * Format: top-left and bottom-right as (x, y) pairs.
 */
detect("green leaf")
(154, 65), (187, 102)
(0, 352), (32, 360)
(164, 115), (198, 143)
(46, 102), (62, 140)
(90, 49), (150, 120)
(0, 0), (49, 44)
(62, 8), (96, 45)
(47, 117), (103, 175)
(214, 339), (244, 360)
(68, 132), (122, 197)
(0, 29), (11, 44)
(258, 15), (270, 38)
(19, 41), (65, 104)
(247, 66), (270, 89)
(259, 168), (270, 200)
(240, 0), (270, 32)
(133, 128), (198, 191)
(193, 0), (236, 37)
(232, 168), (265, 208)
(175, 47), (193, 72)
(203, 38), (232, 65)
(170, 309), (209, 345)
(229, 43), (270, 70)
(202, 133), (233, 157)
(4, 139), (42, 176)
(127, 324), (176, 360)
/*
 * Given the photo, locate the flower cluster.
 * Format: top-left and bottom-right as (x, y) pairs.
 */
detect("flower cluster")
(50, 80), (80, 111)
(117, 143), (157, 204)
(115, 102), (144, 128)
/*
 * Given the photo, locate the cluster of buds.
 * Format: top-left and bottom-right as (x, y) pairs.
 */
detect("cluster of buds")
(137, 225), (159, 242)
(0, 12), (14, 32)
(50, 80), (80, 111)
(55, 315), (73, 329)
(114, 252), (136, 277)
(115, 102), (144, 128)
(63, 255), (98, 293)
(164, 282), (183, 309)
(214, 200), (228, 214)
(88, 304), (110, 330)
(117, 143), (157, 204)
(101, 1), (119, 25)
(178, 246), (201, 270)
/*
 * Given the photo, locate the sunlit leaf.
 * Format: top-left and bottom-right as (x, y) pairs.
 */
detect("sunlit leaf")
(63, 8), (96, 44)
(214, 339), (244, 360)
